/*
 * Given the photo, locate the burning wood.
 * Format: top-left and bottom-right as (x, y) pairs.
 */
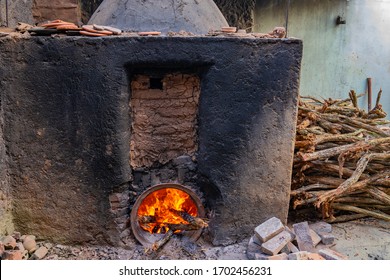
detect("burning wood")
(292, 90), (390, 222)
(138, 214), (208, 232)
(136, 187), (208, 252)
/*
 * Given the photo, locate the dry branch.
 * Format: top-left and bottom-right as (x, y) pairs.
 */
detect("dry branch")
(332, 204), (390, 222)
(292, 92), (390, 222)
(150, 229), (174, 252)
(326, 214), (367, 223)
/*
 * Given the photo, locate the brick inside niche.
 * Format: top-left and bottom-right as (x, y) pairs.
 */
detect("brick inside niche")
(130, 73), (200, 168)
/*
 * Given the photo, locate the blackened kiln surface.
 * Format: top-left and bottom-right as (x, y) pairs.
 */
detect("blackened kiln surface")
(0, 36), (302, 245)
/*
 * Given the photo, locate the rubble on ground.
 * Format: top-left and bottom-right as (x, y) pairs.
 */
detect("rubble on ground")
(0, 233), (49, 260)
(247, 217), (346, 260)
(0, 22), (287, 39)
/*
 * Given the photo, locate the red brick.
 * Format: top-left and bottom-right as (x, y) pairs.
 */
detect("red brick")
(319, 248), (348, 260)
(30, 246), (48, 260)
(3, 250), (23, 260)
(268, 253), (288, 260)
(1, 236), (17, 250)
(0, 241), (5, 256)
(308, 253), (326, 260)
(310, 229), (321, 247)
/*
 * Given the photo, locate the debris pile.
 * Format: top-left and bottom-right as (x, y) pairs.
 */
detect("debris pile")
(292, 91), (390, 223)
(0, 232), (50, 260)
(25, 20), (122, 37)
(207, 26), (286, 38)
(247, 217), (347, 260)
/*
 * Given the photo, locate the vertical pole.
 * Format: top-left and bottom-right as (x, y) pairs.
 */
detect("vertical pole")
(5, 0), (9, 27)
(285, 0), (291, 36)
(367, 78), (372, 111)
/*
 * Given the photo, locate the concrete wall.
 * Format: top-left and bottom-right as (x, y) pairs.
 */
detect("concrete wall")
(255, 0), (390, 117)
(0, 0), (80, 26)
(0, 0), (34, 26)
(0, 57), (14, 235)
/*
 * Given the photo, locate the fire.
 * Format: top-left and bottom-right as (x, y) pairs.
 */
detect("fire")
(137, 187), (198, 234)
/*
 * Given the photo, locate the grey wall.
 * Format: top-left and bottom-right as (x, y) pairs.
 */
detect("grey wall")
(0, 0), (6, 26)
(0, 64), (14, 235)
(1, 0), (34, 26)
(255, 0), (390, 117)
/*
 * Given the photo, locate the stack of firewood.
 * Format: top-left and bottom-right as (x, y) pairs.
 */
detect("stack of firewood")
(291, 90), (390, 223)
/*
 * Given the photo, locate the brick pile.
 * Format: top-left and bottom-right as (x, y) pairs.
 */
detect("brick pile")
(0, 232), (50, 260)
(247, 217), (348, 260)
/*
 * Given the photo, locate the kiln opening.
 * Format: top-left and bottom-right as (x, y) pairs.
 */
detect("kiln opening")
(130, 183), (205, 246)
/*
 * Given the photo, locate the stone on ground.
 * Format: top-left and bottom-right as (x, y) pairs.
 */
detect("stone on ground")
(261, 230), (293, 255)
(319, 248), (348, 260)
(30, 246), (48, 260)
(254, 217), (284, 243)
(293, 222), (315, 252)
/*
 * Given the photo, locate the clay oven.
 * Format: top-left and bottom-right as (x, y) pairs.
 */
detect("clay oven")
(0, 0), (302, 246)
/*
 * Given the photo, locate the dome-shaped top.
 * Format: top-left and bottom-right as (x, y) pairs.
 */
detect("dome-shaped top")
(88, 0), (229, 34)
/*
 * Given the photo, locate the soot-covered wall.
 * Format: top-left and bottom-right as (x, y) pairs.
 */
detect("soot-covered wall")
(0, 36), (302, 245)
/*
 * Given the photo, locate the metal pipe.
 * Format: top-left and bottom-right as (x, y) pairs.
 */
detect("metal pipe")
(285, 0), (291, 36)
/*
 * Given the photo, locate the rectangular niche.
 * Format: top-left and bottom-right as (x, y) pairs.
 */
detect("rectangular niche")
(130, 73), (200, 168)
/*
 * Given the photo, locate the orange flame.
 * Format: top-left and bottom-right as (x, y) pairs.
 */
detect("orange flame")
(137, 188), (198, 234)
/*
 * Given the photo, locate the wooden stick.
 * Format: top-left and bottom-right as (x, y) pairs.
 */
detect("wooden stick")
(315, 130), (364, 145)
(161, 223), (204, 232)
(331, 93), (365, 107)
(316, 170), (390, 205)
(169, 209), (209, 229)
(334, 197), (385, 205)
(297, 127), (325, 136)
(138, 215), (156, 224)
(375, 88), (382, 108)
(373, 179), (390, 187)
(305, 176), (345, 186)
(298, 138), (390, 162)
(293, 197), (318, 209)
(300, 96), (324, 104)
(332, 203), (390, 222)
(311, 161), (369, 179)
(342, 117), (389, 137)
(349, 90), (359, 109)
(150, 229), (174, 252)
(337, 204), (390, 211)
(299, 105), (388, 136)
(326, 213), (367, 223)
(367, 78), (372, 111)
(290, 184), (337, 196)
(366, 187), (390, 205)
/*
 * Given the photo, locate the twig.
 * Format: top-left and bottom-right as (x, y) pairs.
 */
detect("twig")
(315, 171), (390, 217)
(326, 213), (367, 223)
(150, 229), (174, 252)
(332, 204), (390, 222)
(366, 187), (390, 205)
(298, 138), (390, 162)
(291, 184), (337, 196)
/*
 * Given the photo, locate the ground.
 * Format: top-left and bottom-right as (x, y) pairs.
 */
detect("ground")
(40, 217), (390, 260)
